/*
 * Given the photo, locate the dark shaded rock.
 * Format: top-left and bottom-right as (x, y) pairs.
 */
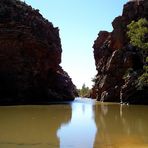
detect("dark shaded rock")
(0, 0), (77, 105)
(92, 0), (148, 104)
(120, 73), (148, 105)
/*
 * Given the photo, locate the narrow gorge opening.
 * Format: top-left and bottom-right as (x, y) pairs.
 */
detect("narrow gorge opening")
(0, 0), (148, 148)
(0, 0), (147, 104)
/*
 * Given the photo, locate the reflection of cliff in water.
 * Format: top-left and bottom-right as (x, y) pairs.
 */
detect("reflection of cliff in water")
(0, 104), (72, 148)
(93, 103), (148, 148)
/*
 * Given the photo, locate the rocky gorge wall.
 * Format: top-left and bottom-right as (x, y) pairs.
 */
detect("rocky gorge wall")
(0, 0), (77, 104)
(92, 0), (148, 104)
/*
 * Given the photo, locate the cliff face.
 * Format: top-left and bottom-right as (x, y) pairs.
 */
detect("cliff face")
(0, 0), (77, 104)
(92, 0), (148, 104)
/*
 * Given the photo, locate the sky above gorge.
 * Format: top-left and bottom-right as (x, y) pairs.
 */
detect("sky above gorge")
(23, 0), (128, 88)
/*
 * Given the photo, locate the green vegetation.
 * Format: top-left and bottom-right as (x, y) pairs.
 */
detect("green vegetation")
(123, 68), (134, 79)
(127, 18), (148, 88)
(78, 83), (91, 98)
(138, 73), (148, 89)
(127, 18), (148, 53)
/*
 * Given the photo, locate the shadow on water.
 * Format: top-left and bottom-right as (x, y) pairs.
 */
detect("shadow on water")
(0, 104), (72, 148)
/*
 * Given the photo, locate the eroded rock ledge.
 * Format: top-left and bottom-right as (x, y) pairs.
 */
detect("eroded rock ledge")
(92, 0), (148, 104)
(0, 0), (77, 104)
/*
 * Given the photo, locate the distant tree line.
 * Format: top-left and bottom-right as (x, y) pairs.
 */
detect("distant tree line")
(77, 83), (91, 98)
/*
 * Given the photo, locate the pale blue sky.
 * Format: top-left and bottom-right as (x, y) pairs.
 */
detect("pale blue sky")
(24, 0), (128, 88)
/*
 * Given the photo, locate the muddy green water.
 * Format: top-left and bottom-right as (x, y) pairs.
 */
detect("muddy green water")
(0, 98), (148, 148)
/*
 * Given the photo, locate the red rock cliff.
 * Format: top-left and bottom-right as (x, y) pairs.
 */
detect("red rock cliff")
(0, 0), (77, 104)
(92, 0), (148, 104)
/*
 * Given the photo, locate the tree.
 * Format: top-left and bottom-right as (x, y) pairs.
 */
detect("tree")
(78, 83), (90, 97)
(127, 18), (148, 88)
(127, 18), (148, 57)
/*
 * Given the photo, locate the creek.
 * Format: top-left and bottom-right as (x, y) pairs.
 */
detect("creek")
(0, 98), (148, 148)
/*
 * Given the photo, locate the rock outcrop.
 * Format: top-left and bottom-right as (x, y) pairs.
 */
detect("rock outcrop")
(92, 0), (148, 104)
(0, 0), (77, 104)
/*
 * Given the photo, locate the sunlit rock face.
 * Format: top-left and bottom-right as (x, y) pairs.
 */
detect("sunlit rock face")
(92, 0), (148, 104)
(0, 0), (77, 104)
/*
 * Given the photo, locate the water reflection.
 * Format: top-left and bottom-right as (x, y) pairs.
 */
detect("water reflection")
(0, 104), (72, 148)
(57, 98), (97, 148)
(0, 99), (148, 148)
(94, 102), (148, 148)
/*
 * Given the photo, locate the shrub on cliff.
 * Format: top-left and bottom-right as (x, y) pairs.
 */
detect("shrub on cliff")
(127, 18), (148, 51)
(127, 18), (148, 88)
(138, 57), (148, 88)
(138, 73), (148, 88)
